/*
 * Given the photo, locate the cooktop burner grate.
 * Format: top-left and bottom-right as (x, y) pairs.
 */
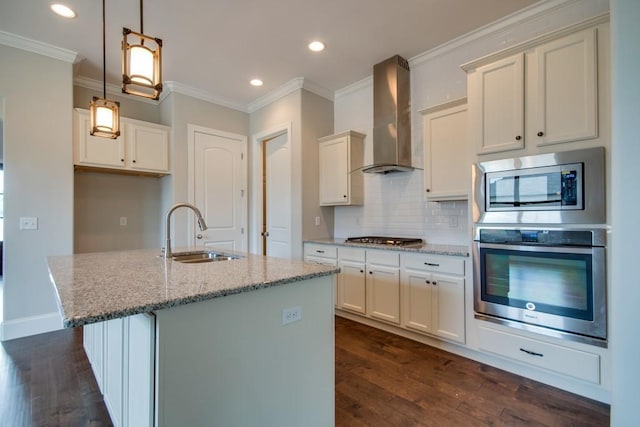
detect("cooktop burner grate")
(345, 236), (423, 247)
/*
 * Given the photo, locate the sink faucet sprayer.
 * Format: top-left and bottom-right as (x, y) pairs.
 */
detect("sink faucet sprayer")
(163, 203), (208, 258)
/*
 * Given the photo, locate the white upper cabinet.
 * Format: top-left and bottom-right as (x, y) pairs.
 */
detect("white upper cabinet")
(74, 108), (170, 175)
(318, 131), (364, 206)
(532, 28), (597, 146)
(473, 54), (525, 154)
(466, 27), (599, 155)
(421, 99), (469, 200)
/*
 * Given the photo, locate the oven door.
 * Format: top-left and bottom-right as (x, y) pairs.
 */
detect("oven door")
(473, 242), (606, 342)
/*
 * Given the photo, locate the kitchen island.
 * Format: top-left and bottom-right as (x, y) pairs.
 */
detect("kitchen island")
(48, 248), (338, 427)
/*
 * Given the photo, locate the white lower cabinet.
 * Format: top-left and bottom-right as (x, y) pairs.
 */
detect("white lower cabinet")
(478, 325), (600, 384)
(401, 253), (466, 343)
(304, 244), (339, 306)
(84, 314), (155, 427)
(366, 251), (401, 324)
(337, 247), (366, 314)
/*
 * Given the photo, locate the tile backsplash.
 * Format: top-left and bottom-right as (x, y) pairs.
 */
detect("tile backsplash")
(334, 169), (469, 245)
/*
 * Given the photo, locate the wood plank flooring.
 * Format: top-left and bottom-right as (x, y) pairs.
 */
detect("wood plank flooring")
(0, 317), (609, 426)
(335, 316), (610, 426)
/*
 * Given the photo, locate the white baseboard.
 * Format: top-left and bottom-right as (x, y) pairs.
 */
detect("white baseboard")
(0, 312), (63, 341)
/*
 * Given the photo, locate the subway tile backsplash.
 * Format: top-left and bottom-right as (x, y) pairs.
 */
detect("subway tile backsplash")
(334, 169), (469, 245)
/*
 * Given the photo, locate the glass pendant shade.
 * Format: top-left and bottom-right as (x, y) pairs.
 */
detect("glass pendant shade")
(90, 97), (120, 139)
(122, 28), (162, 100)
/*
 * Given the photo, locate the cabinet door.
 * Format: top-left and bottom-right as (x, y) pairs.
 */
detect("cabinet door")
(533, 28), (597, 146)
(319, 137), (349, 205)
(127, 314), (155, 427)
(367, 265), (400, 324)
(473, 53), (525, 154)
(401, 269), (434, 333)
(75, 111), (126, 168)
(104, 318), (125, 427)
(432, 274), (465, 343)
(339, 260), (366, 314)
(126, 122), (169, 172)
(423, 101), (469, 200)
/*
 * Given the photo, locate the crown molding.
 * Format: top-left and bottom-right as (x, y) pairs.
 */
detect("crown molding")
(0, 30), (81, 63)
(164, 81), (248, 112)
(74, 75), (160, 105)
(247, 77), (333, 114)
(334, 75), (373, 100)
(410, 0), (604, 67)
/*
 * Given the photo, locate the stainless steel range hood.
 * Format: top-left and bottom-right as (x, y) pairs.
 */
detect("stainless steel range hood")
(362, 55), (413, 174)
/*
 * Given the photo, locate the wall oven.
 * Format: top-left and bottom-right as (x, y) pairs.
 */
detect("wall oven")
(473, 227), (607, 347)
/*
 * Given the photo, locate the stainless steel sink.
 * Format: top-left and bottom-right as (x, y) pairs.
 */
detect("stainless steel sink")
(171, 250), (241, 264)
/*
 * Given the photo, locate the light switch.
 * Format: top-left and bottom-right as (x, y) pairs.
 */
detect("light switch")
(20, 217), (38, 230)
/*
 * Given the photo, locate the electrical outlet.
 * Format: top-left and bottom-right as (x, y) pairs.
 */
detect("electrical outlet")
(315, 216), (321, 226)
(120, 216), (128, 226)
(19, 217), (38, 230)
(282, 306), (302, 325)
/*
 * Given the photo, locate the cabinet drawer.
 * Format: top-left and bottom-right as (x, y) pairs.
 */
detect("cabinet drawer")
(304, 244), (337, 259)
(338, 247), (365, 262)
(401, 253), (464, 275)
(478, 326), (600, 384)
(366, 250), (399, 267)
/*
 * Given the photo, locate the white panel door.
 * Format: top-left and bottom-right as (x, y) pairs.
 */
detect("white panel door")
(534, 28), (598, 146)
(475, 53), (525, 154)
(193, 129), (246, 252)
(264, 133), (291, 258)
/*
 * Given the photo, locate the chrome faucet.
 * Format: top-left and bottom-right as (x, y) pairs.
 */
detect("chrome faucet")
(163, 203), (208, 258)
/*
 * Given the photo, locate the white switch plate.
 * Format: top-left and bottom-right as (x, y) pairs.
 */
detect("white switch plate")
(282, 306), (302, 325)
(315, 216), (321, 226)
(120, 216), (128, 226)
(19, 217), (38, 230)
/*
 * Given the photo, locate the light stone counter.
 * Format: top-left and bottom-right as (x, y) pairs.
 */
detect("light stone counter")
(305, 238), (470, 257)
(48, 248), (339, 328)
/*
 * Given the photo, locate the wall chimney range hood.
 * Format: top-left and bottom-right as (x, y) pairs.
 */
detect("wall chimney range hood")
(362, 55), (413, 174)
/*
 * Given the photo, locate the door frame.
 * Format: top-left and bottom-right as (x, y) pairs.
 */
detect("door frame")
(187, 124), (248, 249)
(250, 122), (292, 255)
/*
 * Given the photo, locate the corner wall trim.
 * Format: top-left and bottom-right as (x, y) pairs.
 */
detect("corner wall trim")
(0, 312), (63, 341)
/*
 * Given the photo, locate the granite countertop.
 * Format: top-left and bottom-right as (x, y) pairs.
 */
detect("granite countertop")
(48, 248), (339, 328)
(305, 238), (470, 257)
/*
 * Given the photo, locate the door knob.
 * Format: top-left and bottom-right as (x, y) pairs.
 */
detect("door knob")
(261, 231), (270, 237)
(537, 131), (544, 137)
(196, 234), (203, 240)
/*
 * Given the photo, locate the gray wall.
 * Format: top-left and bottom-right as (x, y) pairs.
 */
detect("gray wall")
(610, 0), (640, 424)
(0, 44), (74, 338)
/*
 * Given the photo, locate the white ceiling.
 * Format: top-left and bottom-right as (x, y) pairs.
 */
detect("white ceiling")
(0, 0), (538, 109)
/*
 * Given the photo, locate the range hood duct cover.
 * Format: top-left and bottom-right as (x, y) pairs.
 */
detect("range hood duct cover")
(363, 55), (413, 174)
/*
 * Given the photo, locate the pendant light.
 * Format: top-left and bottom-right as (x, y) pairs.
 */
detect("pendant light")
(90, 0), (120, 139)
(122, 0), (162, 100)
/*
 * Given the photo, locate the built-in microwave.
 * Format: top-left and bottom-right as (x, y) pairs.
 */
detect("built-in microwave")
(472, 147), (605, 224)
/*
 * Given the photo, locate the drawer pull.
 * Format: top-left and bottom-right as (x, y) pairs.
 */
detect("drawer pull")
(424, 262), (440, 267)
(520, 348), (544, 357)
(316, 250), (325, 254)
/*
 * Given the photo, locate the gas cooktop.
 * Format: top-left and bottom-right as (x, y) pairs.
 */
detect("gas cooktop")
(345, 236), (424, 247)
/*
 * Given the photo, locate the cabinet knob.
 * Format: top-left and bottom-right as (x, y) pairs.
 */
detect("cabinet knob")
(426, 280), (431, 284)
(432, 281), (437, 286)
(537, 131), (544, 137)
(343, 195), (347, 198)
(120, 158), (125, 162)
(426, 189), (431, 193)
(360, 270), (364, 273)
(369, 271), (373, 275)
(515, 135), (522, 141)
(132, 159), (136, 163)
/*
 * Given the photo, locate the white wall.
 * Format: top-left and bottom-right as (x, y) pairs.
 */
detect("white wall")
(610, 0), (640, 424)
(0, 44), (74, 339)
(333, 0), (609, 244)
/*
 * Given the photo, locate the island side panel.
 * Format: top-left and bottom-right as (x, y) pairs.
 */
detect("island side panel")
(154, 275), (335, 427)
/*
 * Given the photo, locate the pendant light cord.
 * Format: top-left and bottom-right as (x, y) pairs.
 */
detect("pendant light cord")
(102, 0), (106, 99)
(140, 0), (144, 34)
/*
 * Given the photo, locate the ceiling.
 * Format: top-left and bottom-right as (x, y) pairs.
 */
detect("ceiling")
(0, 0), (538, 110)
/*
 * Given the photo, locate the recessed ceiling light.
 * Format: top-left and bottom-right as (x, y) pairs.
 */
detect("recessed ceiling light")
(308, 41), (325, 52)
(250, 79), (263, 87)
(50, 3), (77, 18)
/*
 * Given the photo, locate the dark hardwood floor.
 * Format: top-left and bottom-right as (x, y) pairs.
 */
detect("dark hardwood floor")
(0, 317), (609, 426)
(335, 316), (610, 426)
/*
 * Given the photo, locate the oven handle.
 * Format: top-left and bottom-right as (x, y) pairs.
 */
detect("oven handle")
(476, 242), (598, 254)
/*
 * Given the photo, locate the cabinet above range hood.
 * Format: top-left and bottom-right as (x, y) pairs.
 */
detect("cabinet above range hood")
(362, 55), (413, 174)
